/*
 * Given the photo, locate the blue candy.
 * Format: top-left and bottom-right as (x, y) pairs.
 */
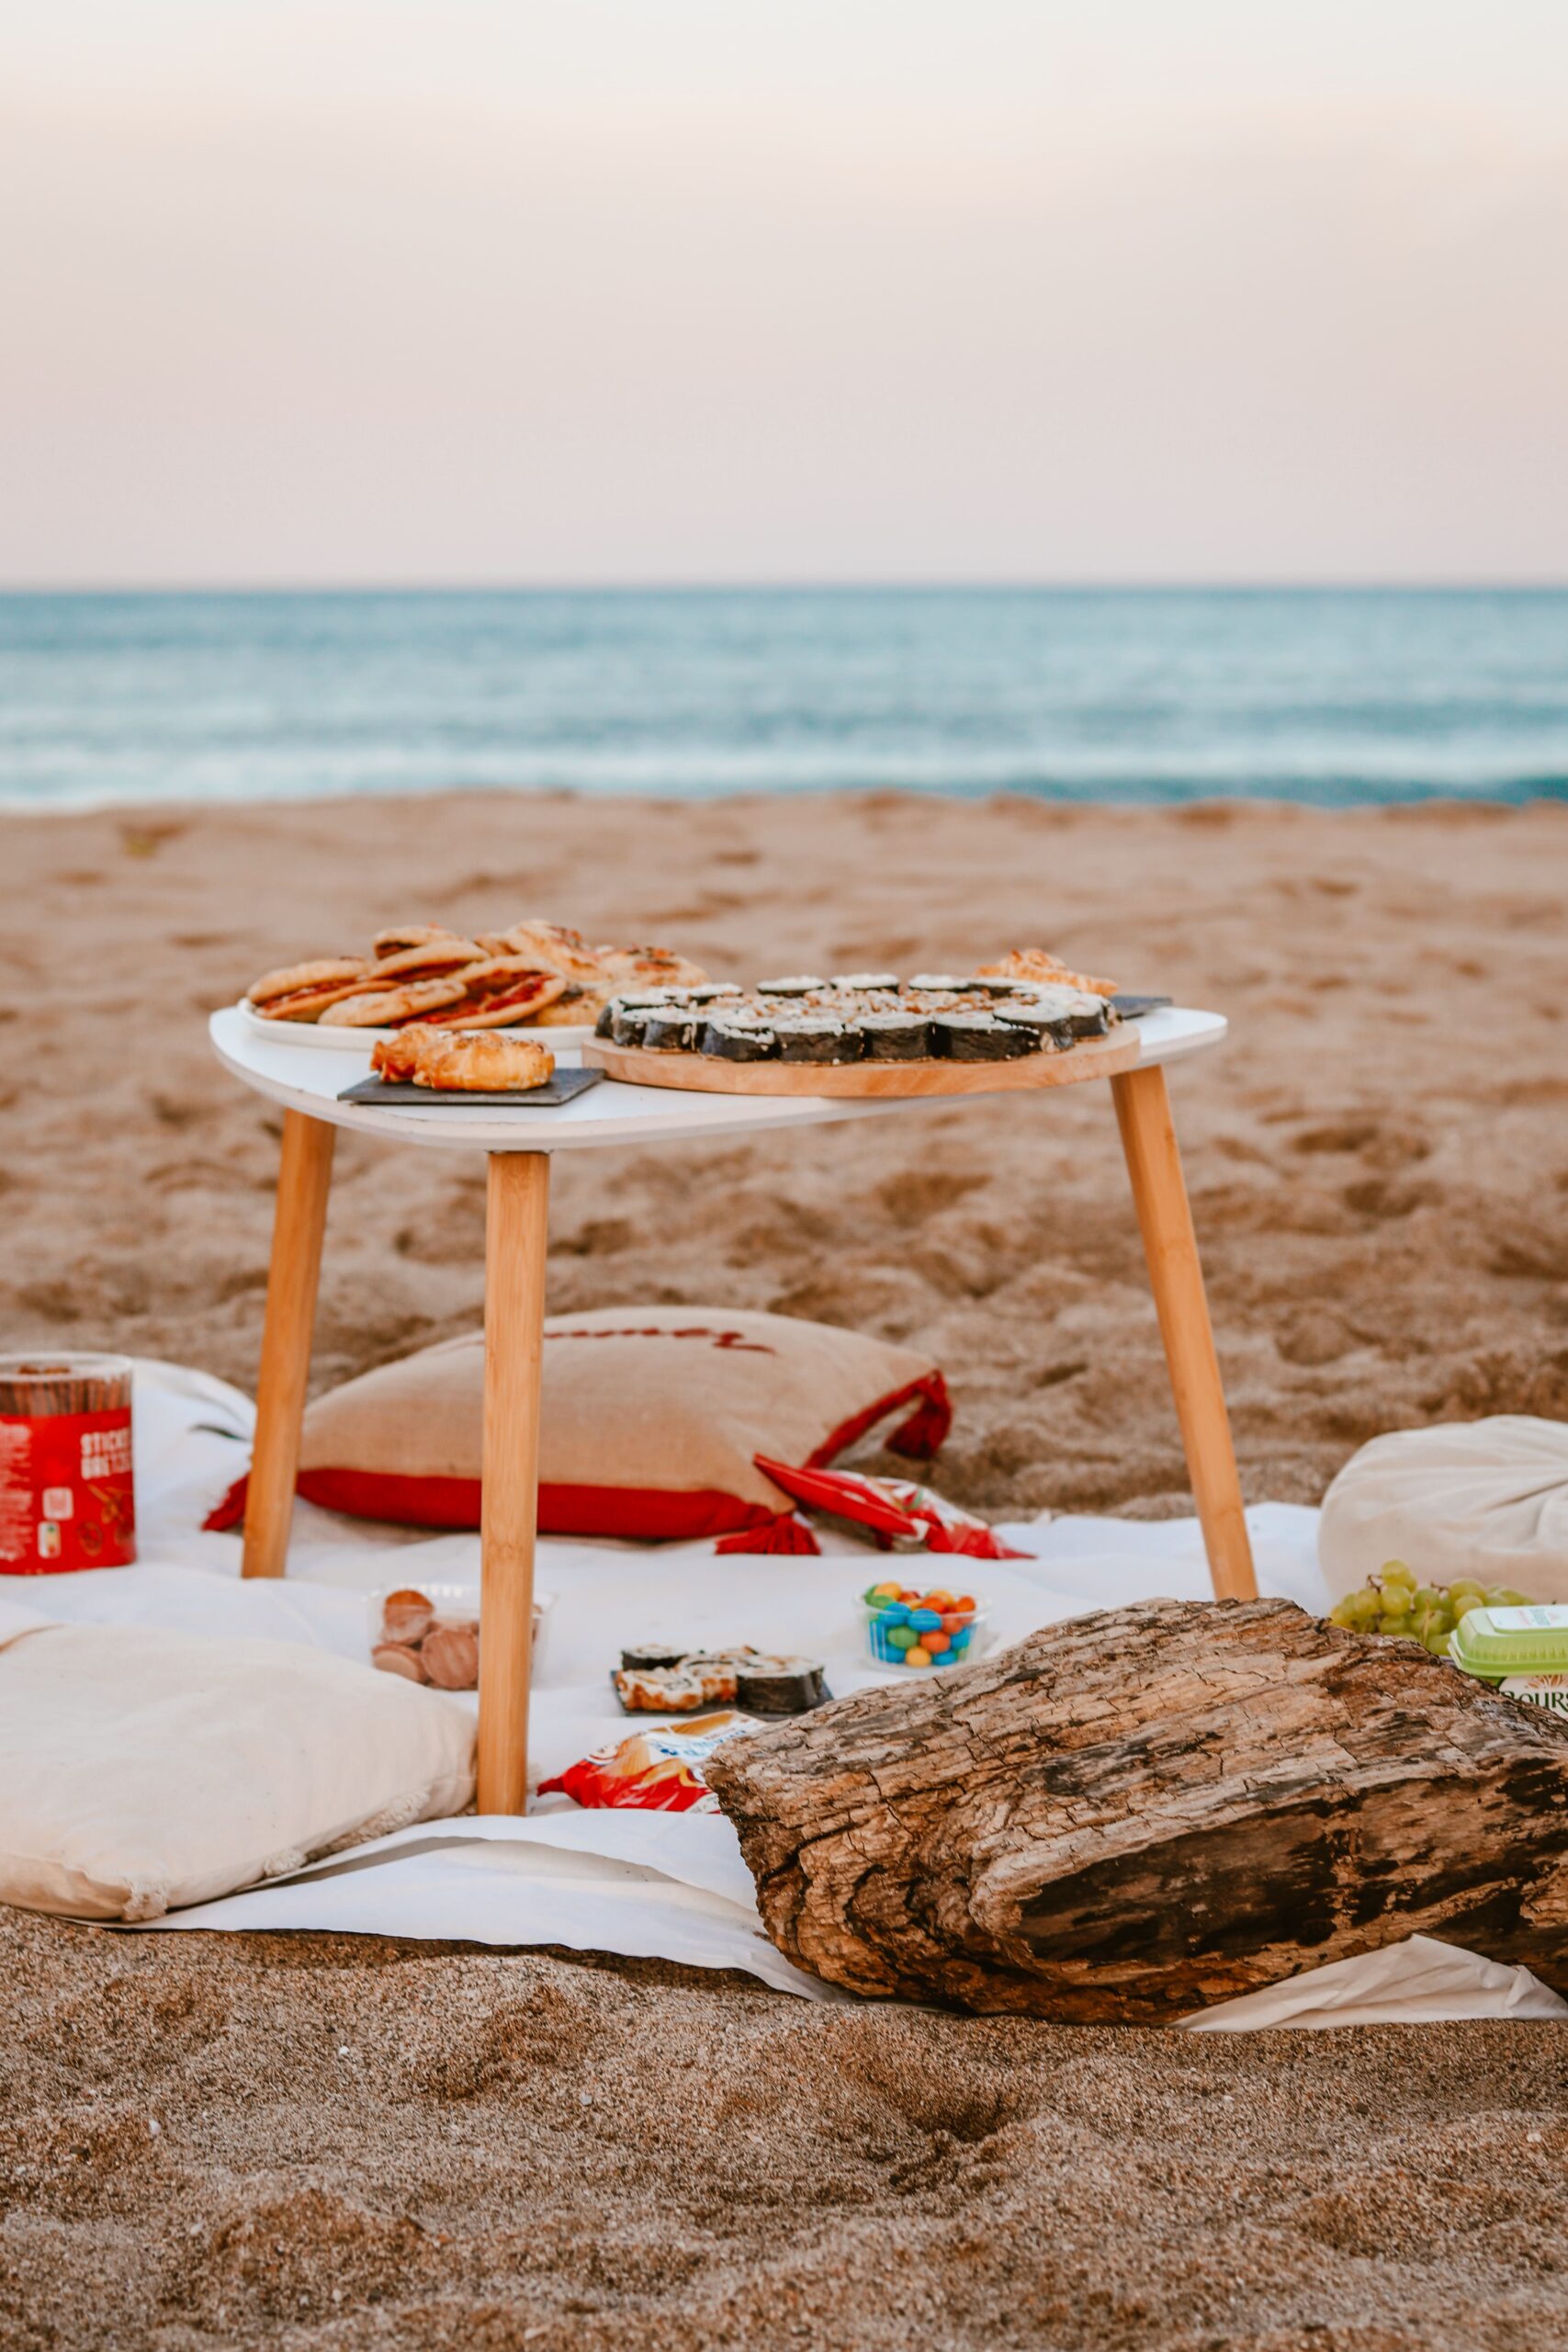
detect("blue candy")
(909, 1609), (942, 1632)
(876, 1605), (910, 1629)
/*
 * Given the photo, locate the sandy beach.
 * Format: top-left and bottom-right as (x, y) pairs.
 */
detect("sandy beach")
(3, 790), (1567, 2347)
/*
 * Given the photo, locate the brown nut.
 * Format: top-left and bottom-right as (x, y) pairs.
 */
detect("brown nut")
(420, 1623), (479, 1690)
(381, 1589), (434, 1645)
(372, 1641), (428, 1682)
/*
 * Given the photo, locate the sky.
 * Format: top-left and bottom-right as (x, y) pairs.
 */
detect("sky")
(2, 2), (1566, 586)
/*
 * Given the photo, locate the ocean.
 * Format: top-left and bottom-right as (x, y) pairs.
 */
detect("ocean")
(2, 587), (1565, 812)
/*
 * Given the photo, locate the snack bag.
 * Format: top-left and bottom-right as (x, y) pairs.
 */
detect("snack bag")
(749, 1458), (1030, 1560)
(537, 1711), (760, 1813)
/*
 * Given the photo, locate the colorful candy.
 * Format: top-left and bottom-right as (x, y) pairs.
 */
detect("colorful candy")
(862, 1582), (986, 1669)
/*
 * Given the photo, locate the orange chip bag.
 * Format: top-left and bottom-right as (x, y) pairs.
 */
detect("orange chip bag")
(537, 1711), (759, 1813)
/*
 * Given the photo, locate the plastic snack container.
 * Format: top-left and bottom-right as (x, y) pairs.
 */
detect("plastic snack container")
(1448, 1604), (1568, 1684)
(367, 1580), (553, 1690)
(862, 1581), (990, 1670)
(0, 1352), (136, 1572)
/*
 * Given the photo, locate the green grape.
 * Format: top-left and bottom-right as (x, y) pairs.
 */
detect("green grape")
(1338, 1589), (1380, 1629)
(1448, 1580), (1485, 1604)
(1380, 1613), (1414, 1638)
(1380, 1560), (1416, 1589)
(1411, 1586), (1445, 1614)
(1450, 1593), (1483, 1622)
(1484, 1587), (1529, 1609)
(1424, 1627), (1456, 1657)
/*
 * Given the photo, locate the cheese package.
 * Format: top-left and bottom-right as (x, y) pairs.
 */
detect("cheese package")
(1449, 1604), (1568, 1683)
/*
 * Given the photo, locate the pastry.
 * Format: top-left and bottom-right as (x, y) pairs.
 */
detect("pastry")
(424, 958), (570, 1029)
(371, 1027), (554, 1091)
(247, 957), (371, 1021)
(321, 978), (472, 1028)
(977, 946), (1120, 998)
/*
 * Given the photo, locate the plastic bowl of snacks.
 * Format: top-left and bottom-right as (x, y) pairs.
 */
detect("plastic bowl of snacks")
(861, 1578), (988, 1670)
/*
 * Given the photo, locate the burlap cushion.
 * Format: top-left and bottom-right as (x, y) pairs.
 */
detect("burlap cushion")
(1319, 1415), (1568, 1604)
(210, 1307), (950, 1542)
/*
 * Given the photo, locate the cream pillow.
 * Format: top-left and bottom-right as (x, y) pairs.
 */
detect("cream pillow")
(0, 1600), (474, 1920)
(1319, 1416), (1568, 1604)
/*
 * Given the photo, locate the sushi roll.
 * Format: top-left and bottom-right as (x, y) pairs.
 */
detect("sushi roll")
(1015, 983), (1110, 1039)
(732, 1655), (831, 1715)
(858, 1012), (933, 1060)
(831, 971), (899, 992)
(995, 1003), (1073, 1050)
(906, 973), (967, 992)
(640, 1008), (702, 1051)
(593, 1001), (617, 1039)
(703, 1019), (779, 1060)
(755, 975), (827, 998)
(619, 1644), (689, 1671)
(931, 1012), (1036, 1061)
(773, 1017), (860, 1064)
(687, 982), (743, 1005)
(610, 1003), (655, 1046)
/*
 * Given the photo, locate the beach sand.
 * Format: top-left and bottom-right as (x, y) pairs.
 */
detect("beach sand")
(2, 791), (1567, 2347)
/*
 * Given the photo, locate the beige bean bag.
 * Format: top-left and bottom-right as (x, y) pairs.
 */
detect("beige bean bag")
(0, 1599), (474, 1920)
(1319, 1416), (1568, 1604)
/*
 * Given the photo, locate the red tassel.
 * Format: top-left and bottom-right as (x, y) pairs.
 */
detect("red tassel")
(886, 1373), (952, 1460)
(714, 1511), (821, 1555)
(203, 1475), (248, 1532)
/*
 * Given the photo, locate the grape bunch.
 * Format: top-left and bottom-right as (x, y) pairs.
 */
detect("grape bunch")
(1328, 1560), (1531, 1656)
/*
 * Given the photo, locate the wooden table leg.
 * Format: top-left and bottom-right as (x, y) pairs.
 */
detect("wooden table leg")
(242, 1109), (336, 1579)
(477, 1150), (551, 1815)
(1111, 1064), (1258, 1602)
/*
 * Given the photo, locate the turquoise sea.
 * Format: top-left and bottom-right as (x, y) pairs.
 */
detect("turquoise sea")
(1, 587), (1565, 810)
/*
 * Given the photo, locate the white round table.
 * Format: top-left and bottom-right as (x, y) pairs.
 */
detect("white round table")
(211, 1003), (1255, 1811)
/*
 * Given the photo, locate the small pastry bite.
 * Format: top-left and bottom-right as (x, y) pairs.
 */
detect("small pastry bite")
(371, 1027), (554, 1091)
(371, 924), (465, 959)
(421, 1622), (480, 1690)
(380, 1587), (435, 1644)
(495, 920), (612, 984)
(599, 944), (710, 990)
(321, 978), (472, 1028)
(426, 958), (569, 1028)
(248, 957), (371, 1021)
(367, 937), (484, 984)
(527, 984), (604, 1027)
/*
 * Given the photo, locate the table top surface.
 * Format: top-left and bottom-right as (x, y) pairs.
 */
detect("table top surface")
(209, 1003), (1226, 1154)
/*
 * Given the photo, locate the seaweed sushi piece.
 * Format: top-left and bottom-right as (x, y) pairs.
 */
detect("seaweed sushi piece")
(687, 983), (743, 1005)
(755, 975), (827, 997)
(996, 1003), (1074, 1049)
(732, 1655), (830, 1715)
(1014, 984), (1110, 1039)
(773, 1017), (859, 1064)
(931, 1012), (1036, 1061)
(610, 1003), (655, 1046)
(831, 971), (899, 991)
(593, 1001), (617, 1039)
(619, 1645), (689, 1671)
(703, 1019), (778, 1060)
(858, 1012), (932, 1060)
(640, 1008), (703, 1050)
(906, 973), (967, 992)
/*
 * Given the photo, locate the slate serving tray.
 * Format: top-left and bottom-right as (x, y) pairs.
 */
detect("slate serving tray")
(337, 1068), (604, 1109)
(1108, 993), (1173, 1020)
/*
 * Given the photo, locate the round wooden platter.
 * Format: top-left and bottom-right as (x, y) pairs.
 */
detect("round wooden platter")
(583, 1026), (1142, 1097)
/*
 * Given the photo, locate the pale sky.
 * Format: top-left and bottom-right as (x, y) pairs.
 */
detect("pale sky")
(3, 2), (1566, 584)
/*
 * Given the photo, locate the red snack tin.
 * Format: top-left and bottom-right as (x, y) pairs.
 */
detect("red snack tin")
(0, 1354), (136, 1573)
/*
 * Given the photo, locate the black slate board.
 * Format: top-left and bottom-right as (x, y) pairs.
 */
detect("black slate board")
(337, 1068), (604, 1109)
(1109, 993), (1173, 1020)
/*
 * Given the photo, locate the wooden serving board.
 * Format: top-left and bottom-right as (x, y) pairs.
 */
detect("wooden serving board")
(583, 1027), (1142, 1097)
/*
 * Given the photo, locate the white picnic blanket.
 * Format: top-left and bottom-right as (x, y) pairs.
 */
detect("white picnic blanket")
(12, 1360), (1564, 2029)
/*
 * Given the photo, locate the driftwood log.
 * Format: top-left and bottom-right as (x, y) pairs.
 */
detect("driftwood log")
(705, 1599), (1568, 2021)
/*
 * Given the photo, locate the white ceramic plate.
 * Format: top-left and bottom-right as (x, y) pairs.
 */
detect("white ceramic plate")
(234, 1000), (597, 1055)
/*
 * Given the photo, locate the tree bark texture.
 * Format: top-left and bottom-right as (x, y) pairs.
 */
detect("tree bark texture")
(705, 1599), (1568, 2022)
